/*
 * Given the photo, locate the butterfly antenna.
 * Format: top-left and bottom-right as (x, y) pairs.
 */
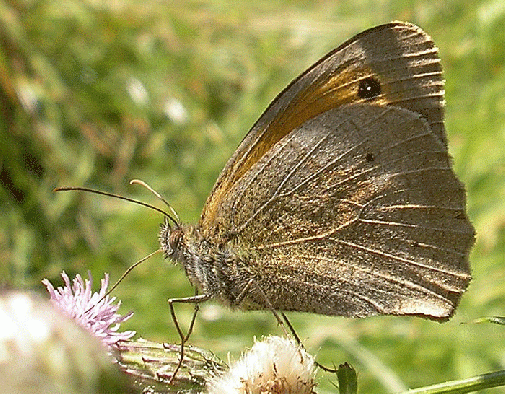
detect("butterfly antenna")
(54, 185), (179, 227)
(54, 185), (174, 310)
(105, 249), (162, 297)
(83, 249), (162, 314)
(130, 179), (181, 226)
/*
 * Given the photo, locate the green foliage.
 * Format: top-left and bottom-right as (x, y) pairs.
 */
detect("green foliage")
(338, 362), (358, 394)
(2, 0), (505, 392)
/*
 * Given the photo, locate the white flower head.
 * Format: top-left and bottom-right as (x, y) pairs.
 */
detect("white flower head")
(208, 336), (316, 394)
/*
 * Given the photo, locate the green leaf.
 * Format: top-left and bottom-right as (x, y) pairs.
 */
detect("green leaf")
(337, 362), (358, 394)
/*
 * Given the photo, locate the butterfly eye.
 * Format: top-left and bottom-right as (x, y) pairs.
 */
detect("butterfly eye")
(357, 76), (381, 99)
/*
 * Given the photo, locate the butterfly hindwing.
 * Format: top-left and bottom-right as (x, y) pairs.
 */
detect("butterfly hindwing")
(207, 104), (472, 318)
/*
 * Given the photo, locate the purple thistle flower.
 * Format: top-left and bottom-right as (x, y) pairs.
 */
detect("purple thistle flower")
(42, 271), (135, 348)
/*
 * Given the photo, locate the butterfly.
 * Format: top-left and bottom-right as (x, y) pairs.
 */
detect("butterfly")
(159, 21), (474, 322)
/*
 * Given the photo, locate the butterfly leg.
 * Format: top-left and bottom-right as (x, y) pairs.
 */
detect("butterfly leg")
(243, 282), (337, 371)
(280, 312), (338, 373)
(167, 291), (211, 384)
(235, 279), (336, 371)
(232, 277), (288, 331)
(237, 278), (298, 339)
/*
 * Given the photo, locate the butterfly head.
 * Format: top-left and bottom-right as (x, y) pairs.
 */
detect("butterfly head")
(159, 218), (183, 260)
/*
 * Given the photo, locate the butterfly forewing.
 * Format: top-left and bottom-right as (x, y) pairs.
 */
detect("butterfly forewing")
(200, 22), (446, 232)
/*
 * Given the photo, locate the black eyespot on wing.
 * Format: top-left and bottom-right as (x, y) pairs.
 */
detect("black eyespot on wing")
(358, 76), (381, 99)
(365, 152), (375, 162)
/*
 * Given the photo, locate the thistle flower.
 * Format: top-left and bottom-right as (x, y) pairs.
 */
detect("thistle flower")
(208, 336), (317, 394)
(42, 271), (135, 348)
(0, 291), (132, 393)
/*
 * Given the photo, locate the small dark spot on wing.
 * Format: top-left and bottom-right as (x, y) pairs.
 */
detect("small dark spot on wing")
(358, 77), (381, 99)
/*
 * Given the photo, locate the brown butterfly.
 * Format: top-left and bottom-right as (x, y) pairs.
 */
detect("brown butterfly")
(160, 21), (474, 323)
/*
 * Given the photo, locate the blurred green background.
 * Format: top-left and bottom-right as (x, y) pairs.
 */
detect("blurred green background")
(2, 0), (505, 392)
